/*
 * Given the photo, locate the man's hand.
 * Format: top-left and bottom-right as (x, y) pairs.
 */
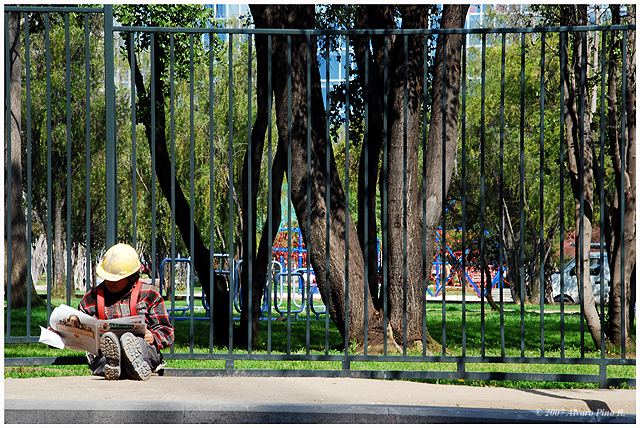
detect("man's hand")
(144, 328), (154, 345)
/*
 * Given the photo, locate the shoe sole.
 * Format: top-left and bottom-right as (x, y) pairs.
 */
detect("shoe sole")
(121, 333), (152, 381)
(100, 333), (121, 380)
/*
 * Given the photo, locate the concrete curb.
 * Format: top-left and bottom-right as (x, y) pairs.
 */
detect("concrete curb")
(5, 399), (636, 424)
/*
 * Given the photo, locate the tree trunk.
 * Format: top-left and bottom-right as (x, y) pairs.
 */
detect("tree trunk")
(407, 4), (469, 344)
(355, 5), (396, 309)
(6, 12), (43, 308)
(622, 6), (636, 347)
(606, 5), (636, 349)
(237, 30), (272, 346)
(53, 195), (66, 298)
(543, 226), (559, 305)
(528, 233), (541, 304)
(501, 199), (525, 304)
(124, 34), (230, 346)
(561, 5), (602, 349)
(251, 5), (375, 343)
(386, 5), (433, 345)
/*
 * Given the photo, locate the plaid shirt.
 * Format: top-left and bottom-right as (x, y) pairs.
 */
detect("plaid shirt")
(79, 281), (174, 350)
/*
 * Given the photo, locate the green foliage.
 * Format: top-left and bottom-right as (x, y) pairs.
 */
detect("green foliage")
(460, 32), (563, 254)
(110, 5), (262, 260)
(22, 11), (109, 255)
(114, 5), (223, 86)
(450, 4), (620, 277)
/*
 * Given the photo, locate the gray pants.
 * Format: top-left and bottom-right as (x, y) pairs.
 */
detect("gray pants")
(88, 335), (164, 379)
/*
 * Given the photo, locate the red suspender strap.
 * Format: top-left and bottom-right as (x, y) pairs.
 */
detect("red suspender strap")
(129, 281), (140, 316)
(97, 286), (106, 320)
(96, 280), (140, 319)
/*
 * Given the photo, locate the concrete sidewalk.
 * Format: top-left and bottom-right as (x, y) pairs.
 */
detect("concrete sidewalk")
(4, 375), (636, 423)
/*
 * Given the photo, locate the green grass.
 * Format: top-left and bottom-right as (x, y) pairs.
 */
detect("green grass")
(4, 297), (636, 388)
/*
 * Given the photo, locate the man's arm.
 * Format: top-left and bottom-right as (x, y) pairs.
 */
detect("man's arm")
(140, 287), (175, 349)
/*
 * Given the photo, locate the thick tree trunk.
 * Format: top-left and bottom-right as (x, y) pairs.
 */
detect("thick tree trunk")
(408, 4), (469, 345)
(251, 5), (375, 343)
(354, 5), (396, 309)
(6, 12), (43, 308)
(386, 5), (433, 345)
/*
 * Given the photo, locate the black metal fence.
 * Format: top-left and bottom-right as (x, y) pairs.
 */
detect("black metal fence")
(4, 5), (636, 387)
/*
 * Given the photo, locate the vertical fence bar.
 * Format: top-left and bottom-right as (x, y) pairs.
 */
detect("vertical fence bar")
(247, 32), (254, 355)
(559, 32), (566, 359)
(460, 35), (467, 359)
(26, 12), (33, 333)
(598, 31), (607, 359)
(189, 33), (196, 354)
(286, 34), (292, 356)
(305, 33), (312, 354)
(619, 30), (627, 359)
(479, 33), (486, 357)
(267, 34), (273, 355)
(65, 13), (72, 306)
(169, 33), (177, 352)
(499, 33), (506, 357)
(209, 33), (216, 355)
(539, 32), (546, 358)
(150, 31), (157, 329)
(84, 13), (91, 292)
(324, 34), (331, 356)
(344, 35), (351, 359)
(422, 34), (428, 357)
(130, 32), (137, 248)
(228, 33), (235, 357)
(104, 5), (117, 247)
(5, 11), (12, 335)
(364, 35), (370, 355)
(519, 32), (526, 358)
(439, 36), (447, 357)
(149, 30), (162, 353)
(382, 35), (389, 356)
(403, 34), (409, 356)
(208, 32), (215, 355)
(578, 31), (586, 359)
(45, 12), (53, 319)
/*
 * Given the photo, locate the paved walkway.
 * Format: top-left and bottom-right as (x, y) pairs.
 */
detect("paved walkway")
(4, 375), (636, 423)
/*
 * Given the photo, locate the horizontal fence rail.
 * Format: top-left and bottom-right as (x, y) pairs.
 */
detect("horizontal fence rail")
(4, 5), (636, 388)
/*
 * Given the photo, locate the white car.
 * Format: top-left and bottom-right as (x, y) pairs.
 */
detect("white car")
(551, 252), (610, 304)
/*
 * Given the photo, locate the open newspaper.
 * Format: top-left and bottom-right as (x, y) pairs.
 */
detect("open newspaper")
(39, 304), (146, 355)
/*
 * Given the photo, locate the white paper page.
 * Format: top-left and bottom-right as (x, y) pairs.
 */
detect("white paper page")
(38, 326), (66, 349)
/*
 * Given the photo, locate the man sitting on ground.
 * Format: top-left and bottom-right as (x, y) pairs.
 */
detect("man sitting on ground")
(79, 243), (174, 380)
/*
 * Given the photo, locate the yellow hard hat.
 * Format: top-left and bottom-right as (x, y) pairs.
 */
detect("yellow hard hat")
(96, 243), (141, 281)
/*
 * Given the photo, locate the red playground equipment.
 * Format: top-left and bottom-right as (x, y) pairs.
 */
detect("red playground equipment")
(272, 227), (307, 271)
(271, 226), (507, 301)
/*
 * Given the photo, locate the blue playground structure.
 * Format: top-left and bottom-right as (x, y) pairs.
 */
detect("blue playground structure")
(427, 229), (508, 298)
(159, 228), (326, 322)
